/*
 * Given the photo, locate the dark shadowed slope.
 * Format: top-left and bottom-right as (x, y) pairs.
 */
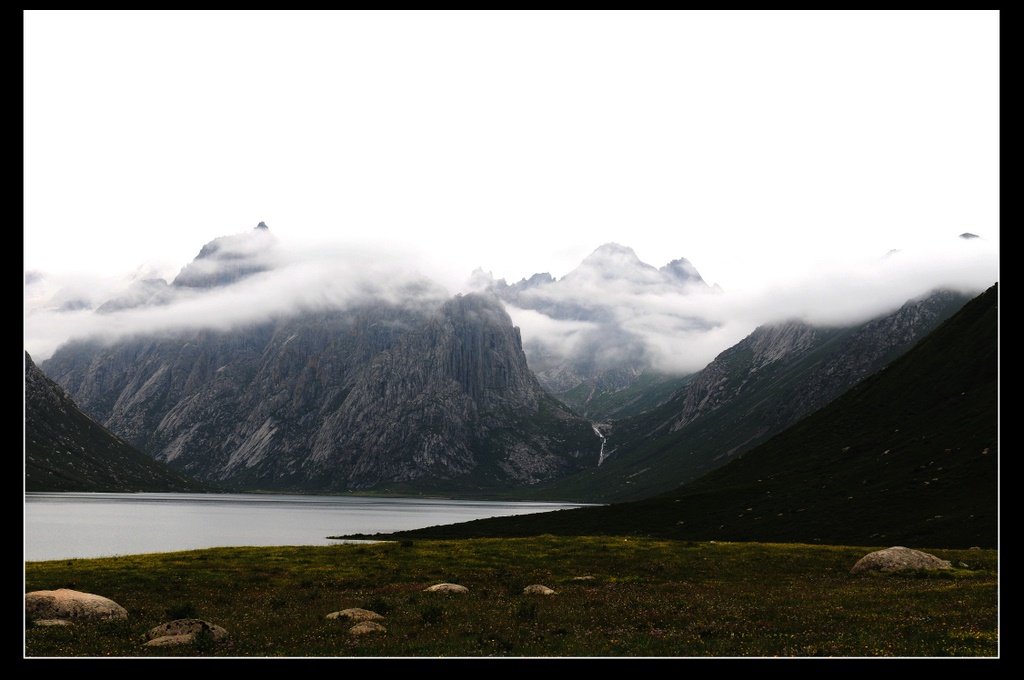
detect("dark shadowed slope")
(346, 283), (997, 549)
(516, 288), (973, 503)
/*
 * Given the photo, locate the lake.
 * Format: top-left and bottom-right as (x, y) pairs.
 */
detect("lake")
(23, 492), (591, 562)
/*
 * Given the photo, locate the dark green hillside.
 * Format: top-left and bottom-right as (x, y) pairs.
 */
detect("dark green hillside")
(24, 352), (218, 493)
(344, 283), (998, 549)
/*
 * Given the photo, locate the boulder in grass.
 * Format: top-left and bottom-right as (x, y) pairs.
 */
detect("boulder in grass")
(327, 608), (383, 622)
(144, 618), (229, 647)
(25, 588), (128, 625)
(850, 546), (953, 574)
(349, 621), (387, 635)
(523, 584), (557, 595)
(424, 583), (469, 593)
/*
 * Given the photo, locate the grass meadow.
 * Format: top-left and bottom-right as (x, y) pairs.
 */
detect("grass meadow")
(24, 535), (998, 658)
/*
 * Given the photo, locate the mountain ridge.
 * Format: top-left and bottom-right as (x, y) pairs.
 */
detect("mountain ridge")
(339, 283), (998, 549)
(40, 291), (601, 494)
(506, 287), (974, 503)
(27, 226), (994, 518)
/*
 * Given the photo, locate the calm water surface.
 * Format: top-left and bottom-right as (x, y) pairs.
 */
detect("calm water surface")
(24, 492), (591, 562)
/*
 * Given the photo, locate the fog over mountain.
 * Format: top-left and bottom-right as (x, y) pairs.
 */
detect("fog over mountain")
(24, 225), (997, 377)
(471, 235), (998, 378)
(24, 224), (454, 362)
(25, 11), (998, 380)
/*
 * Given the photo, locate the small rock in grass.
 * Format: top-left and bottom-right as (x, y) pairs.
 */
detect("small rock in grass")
(424, 583), (469, 593)
(327, 608), (383, 621)
(350, 621), (386, 635)
(144, 618), (229, 647)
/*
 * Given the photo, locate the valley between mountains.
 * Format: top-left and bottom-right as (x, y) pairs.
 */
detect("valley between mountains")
(25, 224), (998, 548)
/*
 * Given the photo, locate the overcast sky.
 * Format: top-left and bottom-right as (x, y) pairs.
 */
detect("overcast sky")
(24, 10), (999, 367)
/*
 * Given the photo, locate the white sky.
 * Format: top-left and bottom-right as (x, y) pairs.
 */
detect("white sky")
(24, 10), (1000, 367)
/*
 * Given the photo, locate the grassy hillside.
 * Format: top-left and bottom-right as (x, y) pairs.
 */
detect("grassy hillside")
(342, 284), (998, 550)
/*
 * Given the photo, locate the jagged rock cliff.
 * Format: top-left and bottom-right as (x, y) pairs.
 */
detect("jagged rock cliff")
(171, 221), (278, 289)
(669, 288), (973, 436)
(41, 293), (601, 493)
(392, 284), (998, 549)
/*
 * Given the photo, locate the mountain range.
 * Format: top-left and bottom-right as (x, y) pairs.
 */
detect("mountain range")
(25, 224), (998, 548)
(340, 283), (999, 549)
(37, 227), (602, 494)
(515, 286), (974, 503)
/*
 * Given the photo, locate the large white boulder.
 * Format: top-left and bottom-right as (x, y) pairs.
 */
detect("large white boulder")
(25, 588), (128, 625)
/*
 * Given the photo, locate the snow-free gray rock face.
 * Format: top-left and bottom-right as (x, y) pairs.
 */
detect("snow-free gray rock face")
(668, 288), (972, 436)
(38, 222), (600, 493)
(41, 292), (600, 493)
(311, 293), (593, 488)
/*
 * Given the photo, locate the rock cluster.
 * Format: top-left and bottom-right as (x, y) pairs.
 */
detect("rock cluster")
(25, 589), (232, 648)
(326, 607), (386, 635)
(326, 608), (383, 622)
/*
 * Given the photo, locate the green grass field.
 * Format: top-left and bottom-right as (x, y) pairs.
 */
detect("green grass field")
(24, 536), (998, 657)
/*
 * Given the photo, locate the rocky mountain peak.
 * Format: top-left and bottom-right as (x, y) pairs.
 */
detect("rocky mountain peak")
(659, 257), (709, 287)
(171, 223), (279, 289)
(564, 243), (658, 284)
(486, 243), (715, 397)
(585, 242), (642, 261)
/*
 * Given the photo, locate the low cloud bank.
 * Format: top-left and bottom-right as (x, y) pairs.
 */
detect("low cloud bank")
(25, 234), (997, 377)
(24, 240), (451, 362)
(500, 236), (998, 377)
